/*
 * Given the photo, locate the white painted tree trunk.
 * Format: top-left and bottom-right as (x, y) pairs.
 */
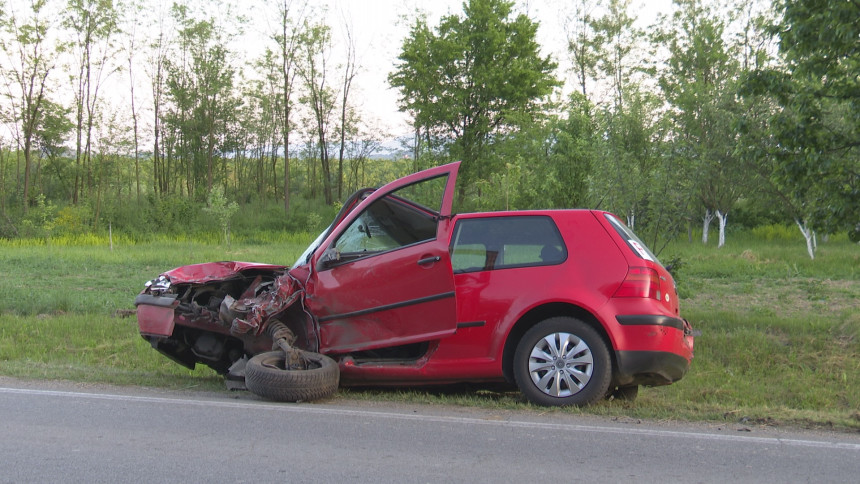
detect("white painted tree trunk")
(795, 219), (816, 260)
(716, 210), (728, 248)
(627, 212), (635, 230)
(702, 209), (715, 244)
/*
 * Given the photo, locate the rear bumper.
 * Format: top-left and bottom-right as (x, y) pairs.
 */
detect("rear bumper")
(611, 314), (695, 386)
(614, 350), (690, 387)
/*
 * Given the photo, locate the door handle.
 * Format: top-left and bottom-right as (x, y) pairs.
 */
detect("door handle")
(417, 256), (441, 266)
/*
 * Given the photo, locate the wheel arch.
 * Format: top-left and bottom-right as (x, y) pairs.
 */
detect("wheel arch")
(501, 302), (616, 384)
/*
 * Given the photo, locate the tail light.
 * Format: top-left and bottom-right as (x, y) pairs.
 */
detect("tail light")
(613, 266), (660, 299)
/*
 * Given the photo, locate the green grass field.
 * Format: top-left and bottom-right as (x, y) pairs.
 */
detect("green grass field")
(0, 231), (857, 430)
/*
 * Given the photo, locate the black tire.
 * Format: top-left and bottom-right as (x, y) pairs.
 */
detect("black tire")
(245, 350), (340, 402)
(606, 385), (639, 401)
(513, 317), (612, 407)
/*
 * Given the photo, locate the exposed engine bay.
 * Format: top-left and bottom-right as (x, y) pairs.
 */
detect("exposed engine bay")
(137, 265), (313, 378)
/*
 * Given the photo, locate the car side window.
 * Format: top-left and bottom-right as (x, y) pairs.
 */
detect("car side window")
(450, 216), (567, 273)
(331, 175), (446, 263)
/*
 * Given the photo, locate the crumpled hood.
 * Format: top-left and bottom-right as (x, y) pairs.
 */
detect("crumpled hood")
(162, 261), (289, 284)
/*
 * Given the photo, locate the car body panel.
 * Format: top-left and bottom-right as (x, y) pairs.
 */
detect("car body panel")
(162, 261), (288, 284)
(303, 162), (459, 353)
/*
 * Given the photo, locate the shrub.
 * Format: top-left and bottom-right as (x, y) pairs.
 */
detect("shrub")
(54, 205), (91, 235)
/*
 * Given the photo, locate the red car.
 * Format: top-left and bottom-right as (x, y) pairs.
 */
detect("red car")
(135, 162), (694, 406)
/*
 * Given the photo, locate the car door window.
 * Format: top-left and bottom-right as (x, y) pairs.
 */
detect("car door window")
(331, 175), (447, 263)
(450, 216), (567, 273)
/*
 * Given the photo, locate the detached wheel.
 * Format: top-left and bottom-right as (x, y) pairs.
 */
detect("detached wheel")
(245, 350), (340, 402)
(513, 317), (611, 407)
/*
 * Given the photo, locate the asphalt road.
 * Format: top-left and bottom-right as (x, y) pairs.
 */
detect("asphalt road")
(1, 379), (858, 483)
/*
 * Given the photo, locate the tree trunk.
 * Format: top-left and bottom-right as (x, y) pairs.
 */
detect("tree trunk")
(22, 141), (32, 213)
(283, 129), (290, 213)
(795, 219), (816, 260)
(130, 60), (141, 205)
(702, 208), (715, 244)
(0, 140), (5, 215)
(716, 210), (728, 248)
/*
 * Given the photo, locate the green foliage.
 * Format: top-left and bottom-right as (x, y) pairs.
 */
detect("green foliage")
(742, 0), (859, 240)
(470, 161), (538, 211)
(203, 186), (239, 244)
(52, 204), (90, 235)
(144, 192), (200, 235)
(650, 0), (756, 250)
(0, 0), (854, 262)
(163, 3), (239, 199)
(19, 194), (56, 238)
(389, 0), (559, 192)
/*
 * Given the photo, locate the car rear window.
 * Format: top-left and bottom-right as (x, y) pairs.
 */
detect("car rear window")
(603, 213), (660, 264)
(450, 216), (567, 273)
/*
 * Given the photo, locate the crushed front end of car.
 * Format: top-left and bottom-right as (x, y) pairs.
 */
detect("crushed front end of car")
(134, 261), (323, 392)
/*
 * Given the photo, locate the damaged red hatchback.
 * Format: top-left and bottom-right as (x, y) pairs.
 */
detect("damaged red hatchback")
(135, 162), (694, 406)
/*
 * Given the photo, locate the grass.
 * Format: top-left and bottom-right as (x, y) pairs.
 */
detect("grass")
(0, 231), (858, 431)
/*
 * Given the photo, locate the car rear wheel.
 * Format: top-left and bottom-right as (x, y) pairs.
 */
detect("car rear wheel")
(513, 317), (611, 407)
(245, 350), (340, 402)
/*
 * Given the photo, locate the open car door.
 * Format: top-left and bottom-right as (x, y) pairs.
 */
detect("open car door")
(305, 162), (460, 354)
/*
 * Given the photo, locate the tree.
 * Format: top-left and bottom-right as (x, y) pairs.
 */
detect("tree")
(63, 0), (120, 206)
(591, 0), (637, 113)
(297, 20), (336, 205)
(272, 0), (306, 212)
(0, 0), (58, 213)
(655, 0), (748, 248)
(744, 0), (859, 255)
(585, 0), (658, 230)
(122, 0), (143, 205)
(565, 0), (601, 100)
(484, 93), (595, 211)
(389, 0), (558, 197)
(144, 1), (172, 196)
(164, 3), (239, 198)
(32, 97), (73, 198)
(335, 19), (358, 202)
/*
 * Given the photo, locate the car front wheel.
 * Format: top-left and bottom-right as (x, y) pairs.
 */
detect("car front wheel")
(513, 317), (611, 407)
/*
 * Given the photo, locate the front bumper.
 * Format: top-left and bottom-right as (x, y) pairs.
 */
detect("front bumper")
(135, 294), (179, 337)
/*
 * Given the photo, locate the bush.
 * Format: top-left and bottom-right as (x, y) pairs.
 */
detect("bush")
(53, 205), (91, 235)
(144, 193), (204, 236)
